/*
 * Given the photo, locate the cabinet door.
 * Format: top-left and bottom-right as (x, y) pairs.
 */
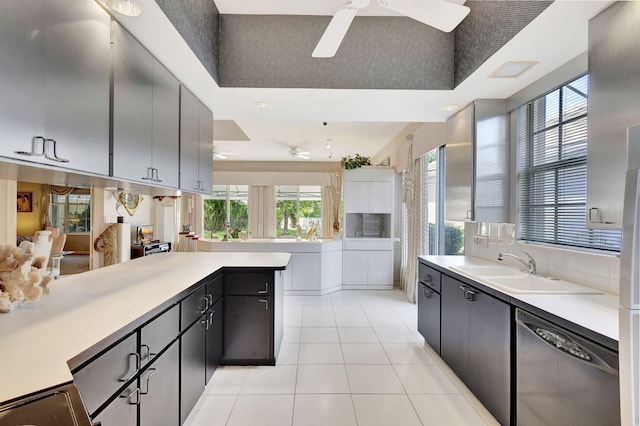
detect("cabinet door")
(343, 251), (368, 285)
(206, 298), (224, 383)
(224, 296), (271, 362)
(73, 333), (138, 416)
(151, 57), (180, 188)
(140, 342), (179, 426)
(367, 250), (392, 285)
(180, 321), (206, 424)
(140, 304), (179, 368)
(292, 253), (320, 291)
(198, 102), (213, 194)
(445, 104), (474, 221)
(43, 0), (110, 175)
(440, 275), (469, 382)
(179, 85), (201, 192)
(367, 181), (393, 213)
(343, 181), (369, 213)
(112, 25), (153, 183)
(0, 0), (46, 161)
(417, 283), (441, 354)
(181, 285), (207, 331)
(92, 382), (138, 426)
(467, 290), (511, 426)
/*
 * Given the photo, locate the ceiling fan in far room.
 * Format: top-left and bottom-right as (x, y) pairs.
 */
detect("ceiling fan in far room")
(312, 0), (470, 58)
(213, 144), (234, 160)
(289, 147), (311, 160)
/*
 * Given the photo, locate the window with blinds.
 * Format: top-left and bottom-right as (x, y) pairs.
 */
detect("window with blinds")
(517, 74), (622, 251)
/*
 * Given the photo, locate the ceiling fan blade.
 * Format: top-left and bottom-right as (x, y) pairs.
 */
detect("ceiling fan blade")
(214, 153), (228, 159)
(379, 0), (470, 33)
(312, 3), (360, 58)
(298, 154), (311, 160)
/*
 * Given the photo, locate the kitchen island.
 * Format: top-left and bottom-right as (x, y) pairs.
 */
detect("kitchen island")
(0, 252), (290, 408)
(199, 238), (342, 295)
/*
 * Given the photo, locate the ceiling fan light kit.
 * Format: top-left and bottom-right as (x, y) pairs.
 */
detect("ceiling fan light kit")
(312, 0), (470, 58)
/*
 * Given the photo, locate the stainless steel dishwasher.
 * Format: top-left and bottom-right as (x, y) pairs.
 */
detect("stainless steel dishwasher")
(516, 309), (620, 425)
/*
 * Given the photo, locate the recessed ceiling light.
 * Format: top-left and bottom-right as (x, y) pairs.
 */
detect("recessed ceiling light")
(102, 0), (142, 17)
(326, 139), (332, 149)
(441, 104), (460, 112)
(489, 61), (538, 78)
(254, 101), (271, 110)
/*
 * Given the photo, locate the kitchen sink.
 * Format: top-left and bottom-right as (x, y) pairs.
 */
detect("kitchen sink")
(449, 265), (524, 277)
(449, 264), (603, 294)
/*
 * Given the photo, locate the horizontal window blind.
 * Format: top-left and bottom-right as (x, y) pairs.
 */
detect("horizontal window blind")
(517, 74), (622, 251)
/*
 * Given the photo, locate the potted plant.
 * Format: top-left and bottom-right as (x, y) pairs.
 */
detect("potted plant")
(341, 154), (371, 170)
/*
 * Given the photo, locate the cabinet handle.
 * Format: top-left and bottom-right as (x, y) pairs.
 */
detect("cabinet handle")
(259, 298), (269, 310)
(15, 136), (45, 157)
(208, 311), (214, 326)
(588, 207), (614, 225)
(122, 388), (140, 405)
(140, 368), (156, 395)
(153, 168), (163, 182)
(258, 283), (269, 294)
(199, 296), (209, 314)
(207, 294), (213, 305)
(466, 290), (477, 301)
(44, 138), (69, 162)
(202, 316), (209, 330)
(424, 288), (433, 299)
(194, 180), (202, 191)
(458, 285), (468, 298)
(119, 353), (140, 382)
(140, 344), (156, 362)
(142, 167), (154, 181)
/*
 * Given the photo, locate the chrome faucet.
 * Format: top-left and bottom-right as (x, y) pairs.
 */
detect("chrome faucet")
(498, 250), (537, 275)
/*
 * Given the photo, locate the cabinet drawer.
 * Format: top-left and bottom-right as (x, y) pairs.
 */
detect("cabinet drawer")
(418, 262), (441, 293)
(206, 273), (224, 304)
(224, 272), (273, 296)
(181, 285), (207, 331)
(344, 239), (393, 250)
(141, 304), (179, 366)
(73, 333), (138, 416)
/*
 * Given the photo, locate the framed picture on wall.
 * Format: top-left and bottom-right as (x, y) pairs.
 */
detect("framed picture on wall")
(17, 192), (32, 213)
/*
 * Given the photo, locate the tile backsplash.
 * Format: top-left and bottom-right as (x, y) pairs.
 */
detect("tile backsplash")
(464, 222), (621, 295)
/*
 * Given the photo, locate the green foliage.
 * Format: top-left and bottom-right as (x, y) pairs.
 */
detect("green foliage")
(276, 200), (321, 233)
(203, 199), (248, 236)
(428, 222), (465, 255)
(341, 154), (371, 170)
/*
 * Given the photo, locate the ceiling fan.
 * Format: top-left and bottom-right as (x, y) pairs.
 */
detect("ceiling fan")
(289, 147), (311, 160)
(312, 0), (470, 58)
(213, 144), (234, 160)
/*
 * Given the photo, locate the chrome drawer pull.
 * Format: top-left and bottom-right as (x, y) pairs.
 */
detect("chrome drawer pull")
(119, 352), (140, 382)
(259, 298), (269, 310)
(140, 368), (156, 395)
(44, 138), (69, 162)
(15, 136), (45, 157)
(258, 283), (269, 294)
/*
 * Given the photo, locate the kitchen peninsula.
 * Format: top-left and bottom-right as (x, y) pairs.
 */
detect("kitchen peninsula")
(199, 238), (343, 295)
(0, 252), (290, 424)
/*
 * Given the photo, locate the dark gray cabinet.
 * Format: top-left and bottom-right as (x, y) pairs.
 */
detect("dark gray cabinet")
(0, 0), (110, 175)
(441, 274), (511, 426)
(179, 85), (213, 194)
(223, 270), (281, 365)
(139, 342), (179, 426)
(112, 24), (179, 188)
(417, 262), (441, 354)
(92, 382), (137, 426)
(179, 273), (223, 423)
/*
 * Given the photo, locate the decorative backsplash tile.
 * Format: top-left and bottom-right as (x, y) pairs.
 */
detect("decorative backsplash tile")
(464, 222), (621, 295)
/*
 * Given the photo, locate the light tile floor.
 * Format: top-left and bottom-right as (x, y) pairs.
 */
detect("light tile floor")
(185, 289), (499, 426)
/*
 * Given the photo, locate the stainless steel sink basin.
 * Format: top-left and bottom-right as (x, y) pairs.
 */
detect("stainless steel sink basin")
(449, 264), (603, 294)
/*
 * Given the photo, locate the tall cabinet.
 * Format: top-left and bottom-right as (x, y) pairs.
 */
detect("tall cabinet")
(0, 0), (110, 175)
(111, 24), (180, 188)
(342, 167), (395, 290)
(179, 86), (213, 195)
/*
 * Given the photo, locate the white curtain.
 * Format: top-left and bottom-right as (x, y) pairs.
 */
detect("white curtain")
(249, 186), (276, 238)
(400, 140), (424, 303)
(321, 186), (334, 238)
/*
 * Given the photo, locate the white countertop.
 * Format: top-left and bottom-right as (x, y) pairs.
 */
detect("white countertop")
(0, 252), (290, 404)
(420, 255), (619, 343)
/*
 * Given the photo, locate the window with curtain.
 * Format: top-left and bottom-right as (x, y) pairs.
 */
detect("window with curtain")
(275, 185), (322, 238)
(517, 74), (622, 251)
(51, 191), (91, 233)
(204, 185), (248, 238)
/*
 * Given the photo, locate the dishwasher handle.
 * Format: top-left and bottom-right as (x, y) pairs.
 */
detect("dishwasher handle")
(516, 316), (618, 376)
